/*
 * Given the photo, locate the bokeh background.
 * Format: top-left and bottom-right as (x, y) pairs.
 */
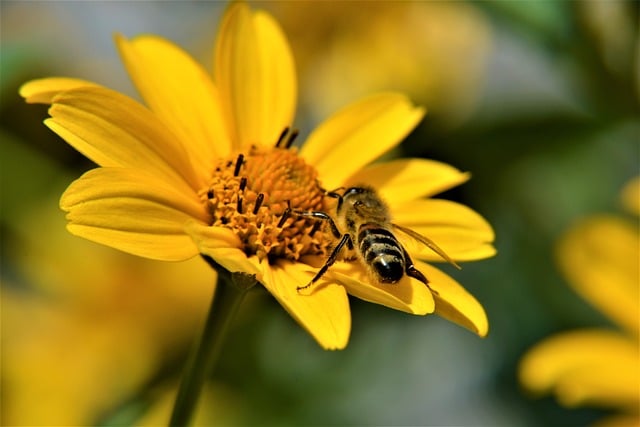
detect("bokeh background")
(1, 1), (637, 425)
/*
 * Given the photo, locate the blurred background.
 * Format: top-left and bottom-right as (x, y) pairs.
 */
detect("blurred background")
(1, 1), (638, 425)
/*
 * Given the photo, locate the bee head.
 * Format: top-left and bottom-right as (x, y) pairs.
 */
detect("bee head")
(341, 186), (388, 218)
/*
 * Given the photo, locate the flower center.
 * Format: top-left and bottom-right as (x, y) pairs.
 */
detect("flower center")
(199, 142), (330, 263)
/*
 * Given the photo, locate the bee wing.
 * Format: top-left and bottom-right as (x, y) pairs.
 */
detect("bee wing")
(392, 223), (461, 270)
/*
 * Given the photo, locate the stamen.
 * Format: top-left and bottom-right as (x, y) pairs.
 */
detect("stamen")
(277, 206), (291, 228)
(275, 127), (290, 148)
(237, 177), (248, 213)
(310, 221), (322, 235)
(200, 145), (328, 263)
(253, 193), (265, 214)
(284, 129), (299, 149)
(233, 154), (244, 177)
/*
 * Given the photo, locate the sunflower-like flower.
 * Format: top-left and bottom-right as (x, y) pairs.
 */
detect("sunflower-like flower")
(519, 177), (640, 426)
(20, 3), (495, 350)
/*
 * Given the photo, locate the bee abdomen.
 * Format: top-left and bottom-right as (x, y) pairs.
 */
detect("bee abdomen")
(358, 226), (405, 283)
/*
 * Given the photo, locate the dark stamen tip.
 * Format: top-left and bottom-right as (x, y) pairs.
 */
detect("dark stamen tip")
(284, 129), (299, 149)
(277, 208), (291, 228)
(233, 154), (245, 177)
(310, 221), (321, 235)
(253, 193), (265, 214)
(275, 127), (290, 148)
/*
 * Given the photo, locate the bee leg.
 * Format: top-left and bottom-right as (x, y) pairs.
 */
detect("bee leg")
(297, 234), (351, 292)
(276, 202), (342, 239)
(326, 190), (344, 212)
(289, 210), (342, 239)
(402, 247), (439, 295)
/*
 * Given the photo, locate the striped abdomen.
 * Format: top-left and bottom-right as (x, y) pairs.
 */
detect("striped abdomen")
(357, 224), (405, 283)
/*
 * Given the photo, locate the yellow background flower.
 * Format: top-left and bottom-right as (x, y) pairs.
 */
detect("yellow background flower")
(1, 200), (219, 425)
(519, 178), (640, 425)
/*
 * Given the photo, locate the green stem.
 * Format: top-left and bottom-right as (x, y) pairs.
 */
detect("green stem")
(169, 257), (255, 427)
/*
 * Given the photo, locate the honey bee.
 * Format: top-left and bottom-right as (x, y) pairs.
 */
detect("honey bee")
(282, 185), (461, 292)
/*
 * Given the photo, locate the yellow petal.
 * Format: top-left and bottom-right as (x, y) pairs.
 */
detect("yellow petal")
(116, 34), (231, 179)
(621, 176), (640, 216)
(259, 261), (350, 350)
(345, 158), (470, 204)
(519, 329), (640, 409)
(184, 221), (262, 279)
(393, 199), (496, 261)
(20, 77), (99, 104)
(61, 168), (203, 261)
(214, 3), (297, 150)
(417, 261), (488, 336)
(61, 167), (206, 222)
(45, 86), (199, 191)
(557, 215), (639, 334)
(327, 262), (435, 315)
(300, 93), (424, 190)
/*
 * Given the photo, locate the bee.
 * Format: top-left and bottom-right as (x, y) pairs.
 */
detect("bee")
(282, 185), (460, 292)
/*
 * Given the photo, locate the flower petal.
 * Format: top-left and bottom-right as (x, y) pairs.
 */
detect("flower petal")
(184, 221), (262, 279)
(327, 262), (435, 315)
(417, 261), (488, 336)
(557, 216), (639, 334)
(300, 93), (424, 190)
(393, 199), (496, 261)
(45, 86), (199, 191)
(60, 168), (204, 261)
(214, 3), (297, 150)
(20, 77), (99, 104)
(260, 261), (350, 350)
(519, 329), (640, 408)
(345, 158), (470, 204)
(116, 34), (231, 178)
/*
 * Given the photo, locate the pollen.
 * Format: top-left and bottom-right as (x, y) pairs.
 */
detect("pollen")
(199, 143), (330, 263)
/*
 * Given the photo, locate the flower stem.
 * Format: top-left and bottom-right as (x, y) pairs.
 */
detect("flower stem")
(169, 257), (256, 427)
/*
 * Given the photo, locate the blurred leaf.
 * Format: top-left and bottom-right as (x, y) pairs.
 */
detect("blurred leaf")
(0, 130), (72, 226)
(480, 0), (571, 44)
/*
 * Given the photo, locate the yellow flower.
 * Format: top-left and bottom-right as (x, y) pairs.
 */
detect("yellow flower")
(20, 3), (495, 350)
(2, 200), (216, 426)
(519, 178), (640, 425)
